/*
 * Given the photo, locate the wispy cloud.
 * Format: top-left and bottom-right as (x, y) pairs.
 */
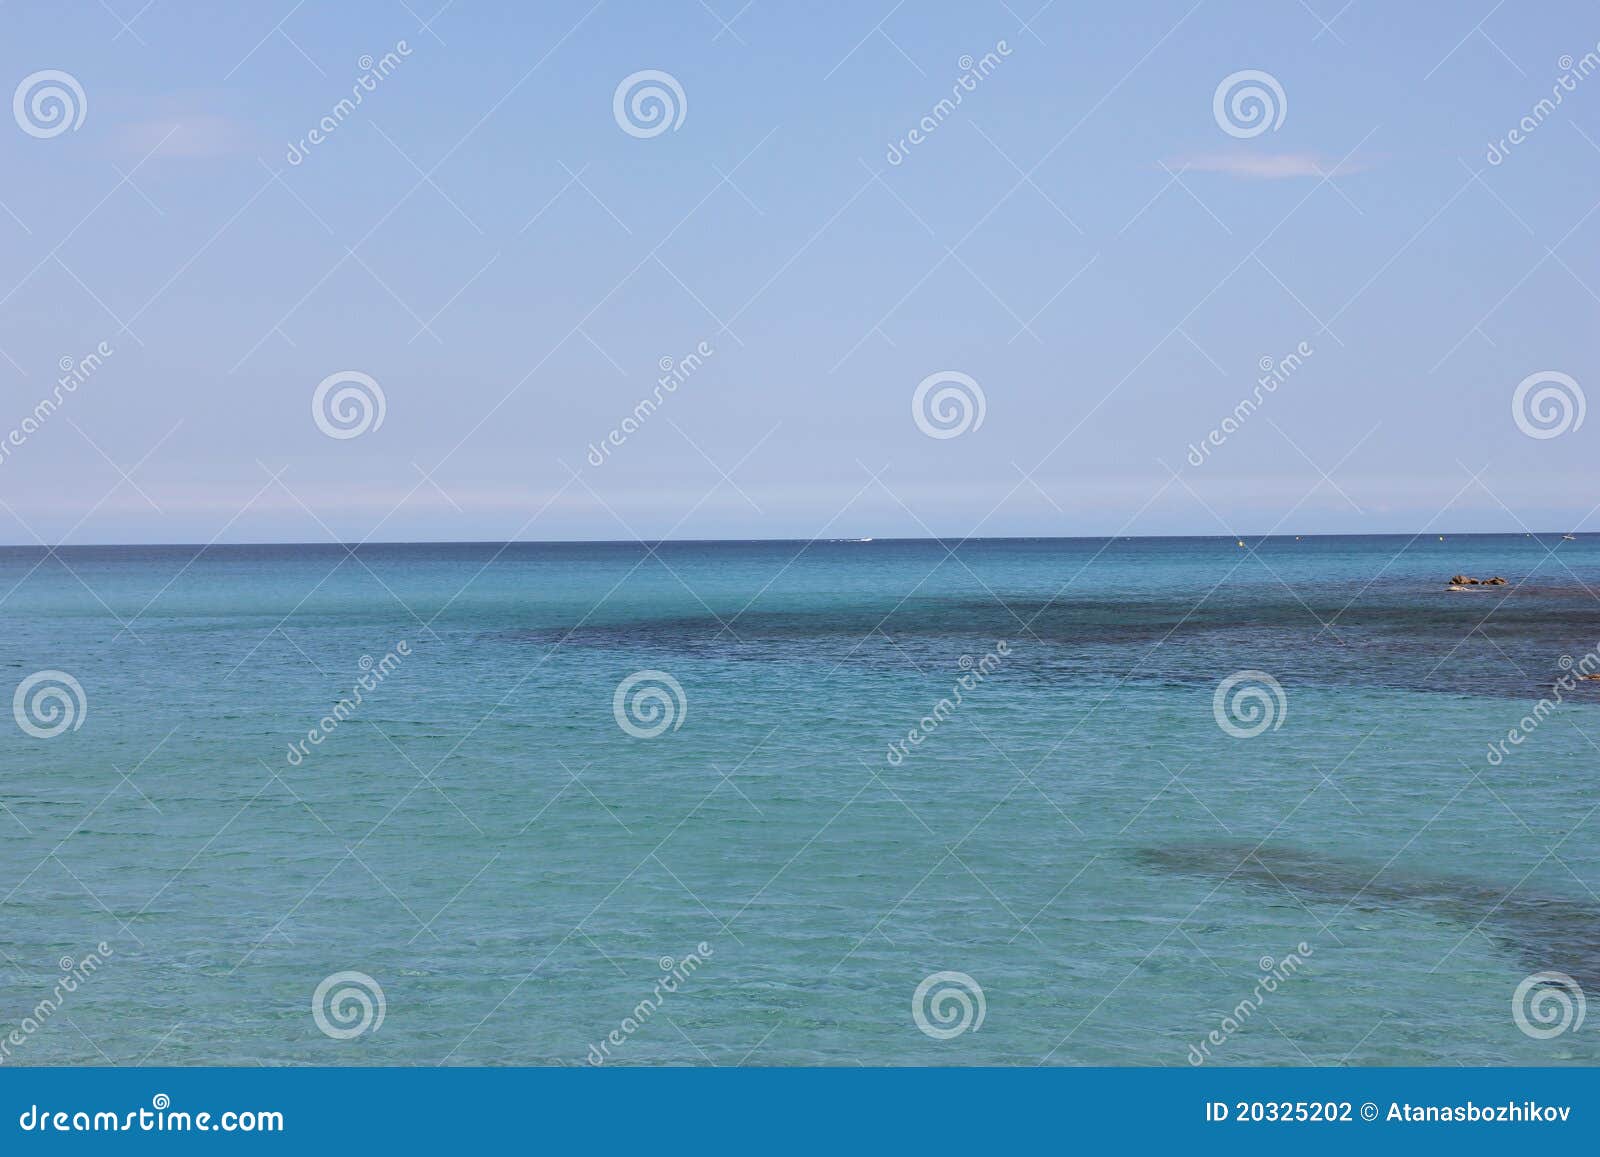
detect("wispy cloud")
(1168, 153), (1371, 180)
(114, 114), (253, 159)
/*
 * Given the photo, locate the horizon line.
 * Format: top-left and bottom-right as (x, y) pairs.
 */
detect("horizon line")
(0, 530), (1581, 550)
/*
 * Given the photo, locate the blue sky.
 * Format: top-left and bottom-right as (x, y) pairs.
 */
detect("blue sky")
(1, 0), (1597, 543)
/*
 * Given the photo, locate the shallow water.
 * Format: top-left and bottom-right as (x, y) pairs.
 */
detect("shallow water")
(2, 534), (1597, 1065)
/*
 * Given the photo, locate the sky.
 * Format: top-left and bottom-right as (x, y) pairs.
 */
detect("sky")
(1, 0), (1598, 544)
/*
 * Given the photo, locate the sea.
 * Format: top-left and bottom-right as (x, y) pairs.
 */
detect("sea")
(2, 534), (1597, 1065)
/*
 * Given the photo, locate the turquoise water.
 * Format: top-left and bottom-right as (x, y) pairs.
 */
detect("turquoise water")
(2, 534), (1598, 1066)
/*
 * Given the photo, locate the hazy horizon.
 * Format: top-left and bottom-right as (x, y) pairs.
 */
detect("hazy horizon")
(0, 526), (1592, 549)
